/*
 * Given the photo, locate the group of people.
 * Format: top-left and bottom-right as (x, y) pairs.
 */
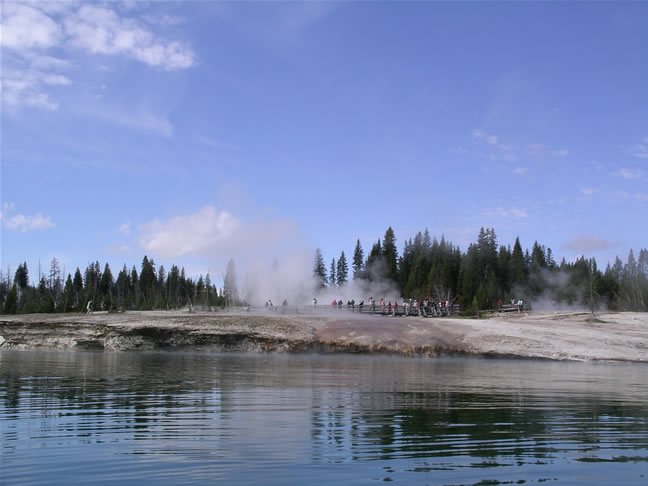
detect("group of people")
(265, 299), (290, 309)
(312, 296), (455, 317)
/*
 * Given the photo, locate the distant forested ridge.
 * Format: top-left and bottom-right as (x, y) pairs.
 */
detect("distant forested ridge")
(1, 228), (646, 314)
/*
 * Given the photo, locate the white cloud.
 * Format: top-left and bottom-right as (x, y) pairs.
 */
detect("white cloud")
(1, 71), (59, 110)
(1, 203), (55, 232)
(138, 207), (243, 258)
(616, 168), (643, 179)
(118, 222), (131, 234)
(3, 213), (55, 232)
(631, 137), (648, 159)
(0, 2), (195, 111)
(29, 54), (74, 70)
(471, 129), (518, 161)
(561, 236), (619, 253)
(487, 206), (529, 220)
(0, 3), (63, 49)
(41, 73), (72, 85)
(137, 205), (302, 261)
(528, 143), (544, 151)
(63, 4), (195, 70)
(512, 167), (529, 175)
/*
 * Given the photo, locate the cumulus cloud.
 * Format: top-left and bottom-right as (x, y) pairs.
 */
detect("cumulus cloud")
(0, 3), (63, 49)
(1, 203), (55, 232)
(138, 207), (241, 258)
(137, 205), (302, 261)
(63, 4), (195, 69)
(0, 2), (195, 110)
(561, 236), (620, 253)
(2, 213), (55, 232)
(2, 69), (61, 110)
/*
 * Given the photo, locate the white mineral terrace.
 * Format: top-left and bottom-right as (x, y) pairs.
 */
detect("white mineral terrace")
(0, 311), (646, 362)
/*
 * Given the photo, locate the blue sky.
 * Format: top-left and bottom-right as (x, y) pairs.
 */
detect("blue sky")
(1, 1), (647, 283)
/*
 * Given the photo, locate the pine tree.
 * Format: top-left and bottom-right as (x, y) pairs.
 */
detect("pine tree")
(337, 251), (348, 286)
(205, 273), (212, 309)
(139, 256), (156, 308)
(62, 274), (75, 312)
(99, 263), (114, 310)
(73, 268), (83, 309)
(313, 248), (327, 288)
(196, 275), (205, 306)
(3, 285), (17, 314)
(130, 265), (139, 307)
(329, 258), (337, 288)
(167, 265), (180, 308)
(352, 239), (364, 280)
(365, 239), (383, 281)
(511, 237), (526, 286)
(382, 226), (399, 283)
(14, 262), (28, 290)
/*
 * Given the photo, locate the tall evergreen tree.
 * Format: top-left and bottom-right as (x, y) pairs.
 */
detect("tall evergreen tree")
(337, 251), (348, 286)
(3, 285), (17, 314)
(14, 262), (28, 290)
(352, 239), (364, 280)
(382, 226), (399, 283)
(99, 263), (114, 309)
(313, 248), (327, 288)
(329, 258), (337, 288)
(365, 239), (383, 281)
(62, 274), (75, 312)
(511, 237), (526, 286)
(139, 256), (156, 308)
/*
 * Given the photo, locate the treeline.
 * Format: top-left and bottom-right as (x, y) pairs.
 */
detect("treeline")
(1, 227), (646, 314)
(314, 227), (648, 312)
(0, 256), (241, 314)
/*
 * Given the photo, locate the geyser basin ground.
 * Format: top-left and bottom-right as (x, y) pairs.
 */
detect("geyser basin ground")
(0, 311), (646, 362)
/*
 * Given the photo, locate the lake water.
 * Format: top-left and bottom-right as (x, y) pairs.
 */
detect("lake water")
(1, 350), (648, 485)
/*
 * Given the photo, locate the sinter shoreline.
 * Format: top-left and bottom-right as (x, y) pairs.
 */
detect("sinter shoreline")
(0, 310), (647, 362)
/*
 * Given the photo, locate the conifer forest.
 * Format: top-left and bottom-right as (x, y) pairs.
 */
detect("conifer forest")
(1, 227), (646, 314)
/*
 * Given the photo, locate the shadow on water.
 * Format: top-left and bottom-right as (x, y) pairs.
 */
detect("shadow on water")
(1, 350), (648, 485)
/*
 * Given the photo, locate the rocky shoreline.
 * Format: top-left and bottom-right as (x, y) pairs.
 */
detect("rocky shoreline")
(1, 310), (647, 362)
